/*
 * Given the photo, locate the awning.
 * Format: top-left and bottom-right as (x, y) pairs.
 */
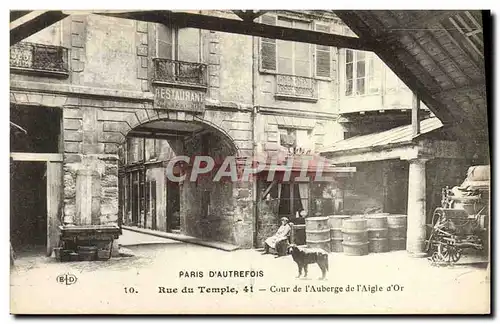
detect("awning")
(320, 117), (443, 155)
(255, 148), (356, 182)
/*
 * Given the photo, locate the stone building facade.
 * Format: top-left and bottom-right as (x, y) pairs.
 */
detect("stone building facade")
(10, 10), (423, 253)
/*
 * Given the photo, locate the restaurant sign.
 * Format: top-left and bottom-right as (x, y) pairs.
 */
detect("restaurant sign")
(154, 87), (206, 113)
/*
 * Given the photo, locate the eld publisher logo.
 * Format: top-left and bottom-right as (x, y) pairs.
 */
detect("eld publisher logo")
(56, 273), (78, 286)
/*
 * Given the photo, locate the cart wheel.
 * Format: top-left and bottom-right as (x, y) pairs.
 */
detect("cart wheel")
(450, 247), (462, 263)
(438, 244), (449, 262)
(438, 244), (461, 264)
(426, 231), (437, 253)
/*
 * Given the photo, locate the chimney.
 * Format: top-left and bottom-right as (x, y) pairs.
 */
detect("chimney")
(412, 92), (421, 137)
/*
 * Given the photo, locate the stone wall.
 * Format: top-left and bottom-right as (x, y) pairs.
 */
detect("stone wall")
(63, 154), (118, 226)
(259, 114), (341, 154)
(179, 130), (254, 248)
(256, 180), (281, 248)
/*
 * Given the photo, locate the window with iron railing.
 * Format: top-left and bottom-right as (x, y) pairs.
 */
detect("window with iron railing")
(10, 42), (69, 76)
(153, 58), (208, 88)
(275, 74), (318, 101)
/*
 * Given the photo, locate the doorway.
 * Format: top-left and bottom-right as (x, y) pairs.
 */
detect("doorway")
(10, 161), (47, 254)
(166, 180), (180, 233)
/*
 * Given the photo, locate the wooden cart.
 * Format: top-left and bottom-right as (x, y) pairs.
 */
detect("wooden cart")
(56, 225), (121, 261)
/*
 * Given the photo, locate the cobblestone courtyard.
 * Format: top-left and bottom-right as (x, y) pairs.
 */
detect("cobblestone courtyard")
(10, 231), (490, 314)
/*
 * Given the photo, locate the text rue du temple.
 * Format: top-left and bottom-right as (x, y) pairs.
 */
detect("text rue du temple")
(151, 284), (404, 295)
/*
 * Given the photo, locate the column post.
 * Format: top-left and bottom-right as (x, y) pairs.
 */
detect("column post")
(406, 157), (428, 257)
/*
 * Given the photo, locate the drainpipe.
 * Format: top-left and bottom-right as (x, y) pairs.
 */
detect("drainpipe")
(412, 92), (421, 138)
(251, 35), (259, 248)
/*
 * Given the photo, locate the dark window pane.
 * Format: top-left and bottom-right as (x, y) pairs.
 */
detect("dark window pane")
(346, 79), (353, 96)
(346, 62), (353, 80)
(357, 61), (365, 78)
(261, 40), (277, 71)
(316, 49), (330, 77)
(357, 78), (365, 94)
(346, 50), (353, 63)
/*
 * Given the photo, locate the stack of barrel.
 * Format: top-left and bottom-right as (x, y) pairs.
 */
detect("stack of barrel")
(387, 214), (407, 250)
(365, 213), (389, 253)
(305, 216), (331, 252)
(328, 215), (351, 252)
(307, 214), (408, 255)
(341, 217), (369, 256)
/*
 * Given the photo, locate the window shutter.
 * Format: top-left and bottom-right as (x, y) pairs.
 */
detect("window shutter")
(157, 23), (173, 59)
(315, 23), (331, 78)
(260, 15), (277, 72)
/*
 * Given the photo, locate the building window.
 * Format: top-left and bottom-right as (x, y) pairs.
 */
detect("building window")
(157, 23), (174, 60)
(315, 23), (332, 78)
(126, 137), (145, 164)
(154, 23), (206, 87)
(259, 15), (331, 79)
(277, 18), (312, 77)
(345, 50), (380, 96)
(156, 23), (201, 63)
(278, 127), (313, 153)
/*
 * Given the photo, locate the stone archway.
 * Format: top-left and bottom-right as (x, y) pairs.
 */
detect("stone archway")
(119, 113), (241, 241)
(57, 97), (255, 249)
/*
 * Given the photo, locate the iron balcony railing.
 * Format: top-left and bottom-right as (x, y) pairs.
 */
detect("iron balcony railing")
(275, 74), (318, 101)
(153, 58), (208, 88)
(10, 42), (69, 76)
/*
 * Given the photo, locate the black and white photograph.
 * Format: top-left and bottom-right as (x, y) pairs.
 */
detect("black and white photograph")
(7, 6), (491, 315)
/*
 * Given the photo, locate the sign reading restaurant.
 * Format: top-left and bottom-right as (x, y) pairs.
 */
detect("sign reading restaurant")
(154, 87), (206, 113)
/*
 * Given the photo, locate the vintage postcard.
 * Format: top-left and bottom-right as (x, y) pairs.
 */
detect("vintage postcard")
(9, 9), (491, 314)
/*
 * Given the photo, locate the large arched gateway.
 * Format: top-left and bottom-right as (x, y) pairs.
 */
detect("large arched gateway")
(119, 116), (250, 246)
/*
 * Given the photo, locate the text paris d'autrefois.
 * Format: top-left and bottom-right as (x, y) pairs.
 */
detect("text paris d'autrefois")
(179, 270), (265, 278)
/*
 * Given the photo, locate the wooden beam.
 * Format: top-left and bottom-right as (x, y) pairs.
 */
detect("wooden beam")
(322, 145), (420, 164)
(412, 93), (421, 138)
(334, 10), (473, 138)
(405, 10), (462, 29)
(438, 21), (484, 70)
(350, 11), (443, 93)
(95, 11), (376, 50)
(132, 126), (193, 136)
(261, 180), (277, 200)
(10, 10), (69, 45)
(422, 29), (477, 83)
(10, 153), (63, 162)
(435, 82), (486, 99)
(127, 132), (187, 140)
(10, 10), (31, 22)
(383, 11), (458, 88)
(232, 10), (266, 22)
(46, 161), (62, 256)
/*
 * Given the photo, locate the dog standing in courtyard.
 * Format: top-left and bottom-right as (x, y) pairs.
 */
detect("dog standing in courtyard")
(287, 244), (329, 280)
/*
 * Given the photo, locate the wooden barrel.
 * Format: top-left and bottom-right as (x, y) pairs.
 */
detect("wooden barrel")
(306, 217), (331, 252)
(365, 214), (388, 229)
(365, 214), (389, 253)
(327, 215), (351, 228)
(369, 238), (389, 253)
(387, 214), (407, 251)
(328, 215), (351, 253)
(342, 218), (368, 256)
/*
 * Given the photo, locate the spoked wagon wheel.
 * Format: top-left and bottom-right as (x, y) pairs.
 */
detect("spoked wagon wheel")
(426, 209), (445, 253)
(437, 244), (462, 264)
